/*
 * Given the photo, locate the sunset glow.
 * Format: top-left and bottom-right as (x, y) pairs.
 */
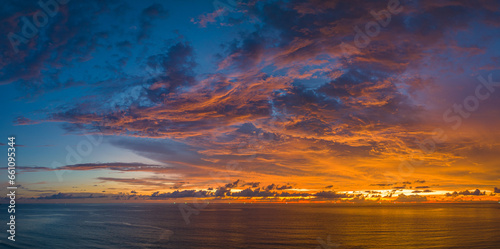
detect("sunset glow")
(1, 0), (500, 205)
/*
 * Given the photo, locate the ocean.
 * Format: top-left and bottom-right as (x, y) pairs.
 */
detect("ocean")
(2, 203), (499, 248)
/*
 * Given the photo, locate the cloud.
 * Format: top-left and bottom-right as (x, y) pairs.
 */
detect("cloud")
(14, 116), (39, 125)
(137, 3), (169, 42)
(6, 0), (500, 193)
(170, 182), (188, 189)
(370, 183), (394, 186)
(97, 177), (182, 188)
(395, 194), (427, 202)
(150, 190), (210, 198)
(37, 192), (106, 199)
(314, 191), (352, 199)
(14, 178), (500, 202)
(242, 182), (260, 188)
(20, 162), (169, 173)
(415, 186), (430, 189)
(0, 0), (120, 97)
(445, 189), (487, 197)
(230, 188), (275, 197)
(458, 189), (486, 196)
(276, 184), (293, 190)
(144, 41), (197, 97)
(228, 187), (309, 198)
(108, 137), (204, 166)
(225, 179), (240, 188)
(191, 8), (226, 28)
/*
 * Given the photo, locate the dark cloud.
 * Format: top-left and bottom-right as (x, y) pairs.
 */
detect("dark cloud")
(230, 188), (275, 197)
(446, 189), (487, 197)
(214, 187), (231, 197)
(137, 3), (168, 42)
(20, 162), (168, 173)
(458, 189), (486, 196)
(228, 187), (308, 198)
(150, 190), (210, 199)
(276, 185), (293, 190)
(0, 0), (120, 97)
(265, 183), (276, 191)
(415, 186), (430, 189)
(219, 31), (266, 70)
(370, 183), (394, 186)
(37, 192), (105, 199)
(242, 182), (260, 188)
(314, 191), (352, 199)
(225, 179), (240, 188)
(395, 194), (427, 202)
(170, 182), (188, 189)
(144, 41), (197, 100)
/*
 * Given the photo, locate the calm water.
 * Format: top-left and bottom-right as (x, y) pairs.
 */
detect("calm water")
(1, 203), (499, 248)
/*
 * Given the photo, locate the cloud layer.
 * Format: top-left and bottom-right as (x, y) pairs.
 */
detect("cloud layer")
(2, 0), (500, 198)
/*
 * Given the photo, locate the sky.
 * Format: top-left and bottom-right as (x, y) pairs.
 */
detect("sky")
(1, 0), (500, 203)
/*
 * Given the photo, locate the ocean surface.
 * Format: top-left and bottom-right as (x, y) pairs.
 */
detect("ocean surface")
(1, 203), (499, 248)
